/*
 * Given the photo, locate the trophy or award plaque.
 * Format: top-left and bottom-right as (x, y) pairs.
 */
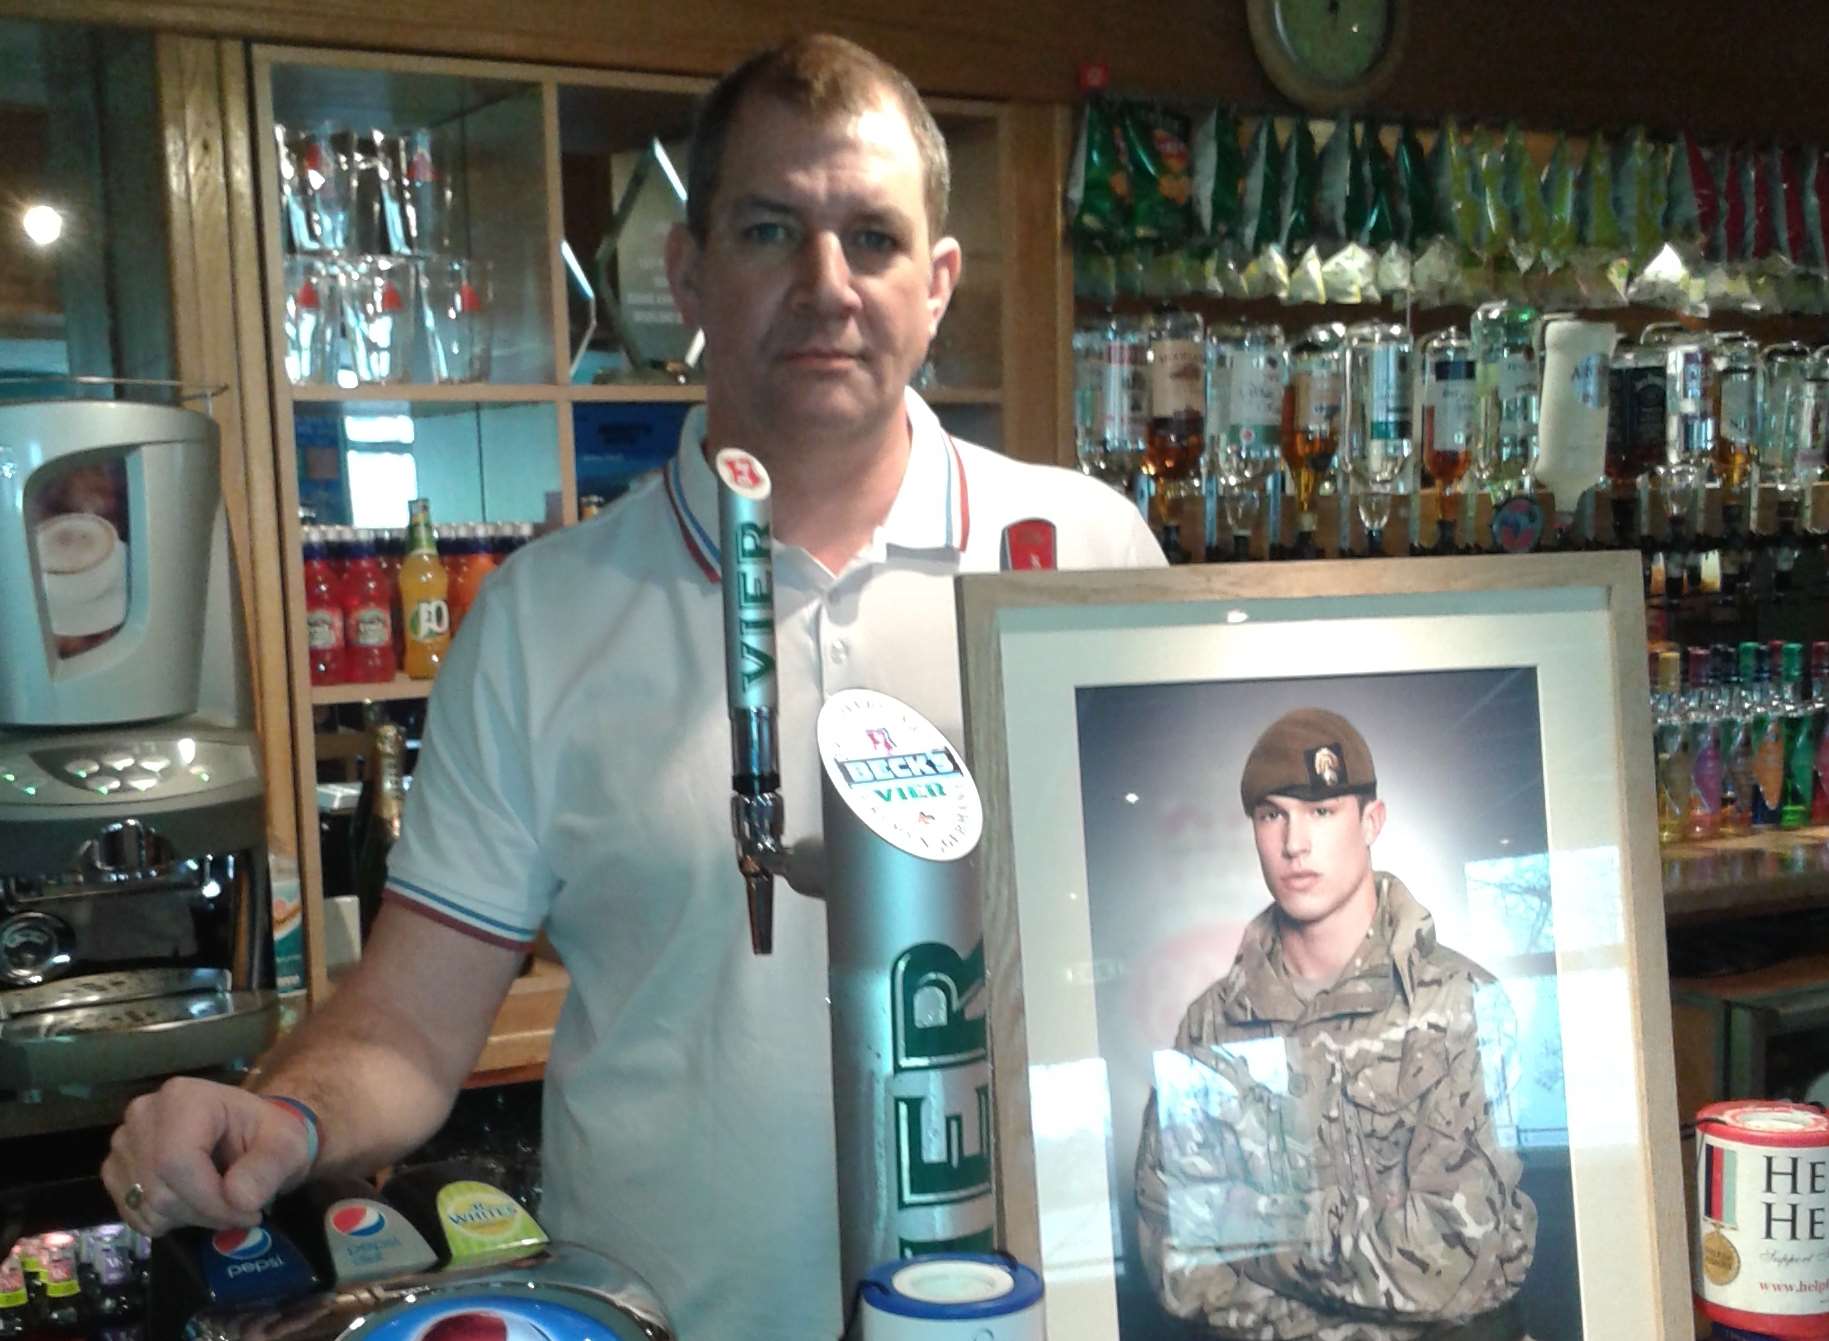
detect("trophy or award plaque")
(593, 137), (703, 381)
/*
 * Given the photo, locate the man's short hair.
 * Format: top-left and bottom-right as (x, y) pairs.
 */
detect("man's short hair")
(684, 33), (951, 246)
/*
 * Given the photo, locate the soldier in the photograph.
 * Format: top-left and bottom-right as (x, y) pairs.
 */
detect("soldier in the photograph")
(1134, 708), (1538, 1341)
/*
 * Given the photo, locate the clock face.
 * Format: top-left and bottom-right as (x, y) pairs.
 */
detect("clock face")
(1273, 0), (1391, 86)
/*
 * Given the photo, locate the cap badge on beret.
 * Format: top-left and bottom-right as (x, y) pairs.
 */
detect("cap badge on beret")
(1307, 744), (1345, 789)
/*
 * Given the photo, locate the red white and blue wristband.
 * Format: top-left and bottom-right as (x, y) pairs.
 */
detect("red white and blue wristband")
(264, 1095), (322, 1171)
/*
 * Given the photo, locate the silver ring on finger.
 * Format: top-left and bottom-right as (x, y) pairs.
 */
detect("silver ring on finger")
(124, 1181), (146, 1211)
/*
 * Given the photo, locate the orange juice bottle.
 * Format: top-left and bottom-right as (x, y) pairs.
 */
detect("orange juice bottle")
(400, 498), (451, 679)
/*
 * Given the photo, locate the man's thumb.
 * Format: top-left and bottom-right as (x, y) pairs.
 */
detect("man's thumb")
(220, 1121), (309, 1216)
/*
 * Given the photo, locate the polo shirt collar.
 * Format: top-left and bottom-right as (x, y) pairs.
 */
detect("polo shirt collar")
(662, 388), (969, 581)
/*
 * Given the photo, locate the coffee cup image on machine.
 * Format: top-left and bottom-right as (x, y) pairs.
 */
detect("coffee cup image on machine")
(150, 1161), (674, 1339)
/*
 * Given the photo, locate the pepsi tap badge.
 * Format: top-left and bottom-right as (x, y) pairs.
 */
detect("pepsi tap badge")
(195, 1219), (317, 1307)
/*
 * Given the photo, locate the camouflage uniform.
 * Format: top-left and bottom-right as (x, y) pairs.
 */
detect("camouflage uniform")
(1135, 874), (1537, 1340)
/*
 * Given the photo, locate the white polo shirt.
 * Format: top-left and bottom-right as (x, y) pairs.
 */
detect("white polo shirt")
(387, 388), (1162, 1341)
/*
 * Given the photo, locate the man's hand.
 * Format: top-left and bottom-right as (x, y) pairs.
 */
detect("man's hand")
(101, 1078), (311, 1237)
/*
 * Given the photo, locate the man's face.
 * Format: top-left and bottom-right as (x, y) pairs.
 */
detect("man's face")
(1249, 793), (1385, 928)
(666, 91), (961, 453)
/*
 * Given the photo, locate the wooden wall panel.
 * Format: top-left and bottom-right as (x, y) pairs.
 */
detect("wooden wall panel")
(21, 0), (1829, 142)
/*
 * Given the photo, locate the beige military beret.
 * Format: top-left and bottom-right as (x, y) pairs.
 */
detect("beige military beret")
(1239, 707), (1377, 812)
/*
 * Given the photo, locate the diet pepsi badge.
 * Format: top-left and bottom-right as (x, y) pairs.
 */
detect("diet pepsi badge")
(199, 1220), (316, 1306)
(324, 1196), (437, 1283)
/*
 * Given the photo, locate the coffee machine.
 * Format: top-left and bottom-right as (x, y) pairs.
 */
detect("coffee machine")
(0, 395), (278, 1097)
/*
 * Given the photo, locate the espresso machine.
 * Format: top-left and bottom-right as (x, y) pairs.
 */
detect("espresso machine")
(0, 395), (278, 1099)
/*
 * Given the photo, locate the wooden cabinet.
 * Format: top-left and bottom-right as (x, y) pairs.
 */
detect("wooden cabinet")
(232, 46), (1049, 1055)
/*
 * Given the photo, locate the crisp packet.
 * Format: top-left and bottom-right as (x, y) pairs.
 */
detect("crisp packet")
(1799, 147), (1829, 314)
(1316, 117), (1377, 302)
(1276, 117), (1318, 301)
(1065, 94), (1130, 245)
(1119, 101), (1195, 246)
(1749, 147), (1789, 313)
(1628, 130), (1706, 314)
(1190, 107), (1249, 298)
(1502, 125), (1548, 271)
(1535, 135), (1582, 306)
(1393, 123), (1433, 247)
(1574, 132), (1628, 307)
(1414, 120), (1476, 306)
(1361, 126), (1406, 301)
(1238, 117), (1283, 298)
(1707, 146), (1759, 312)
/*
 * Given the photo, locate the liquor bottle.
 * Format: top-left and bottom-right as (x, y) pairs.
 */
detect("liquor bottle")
(1714, 643), (1748, 836)
(1653, 650), (1686, 844)
(302, 525), (346, 686)
(1283, 324), (1345, 556)
(1344, 322), (1413, 556)
(1536, 319), (1618, 541)
(1712, 333), (1760, 536)
(1750, 642), (1785, 830)
(1071, 318), (1109, 482)
(401, 498), (452, 680)
(1811, 640), (1829, 825)
(342, 529), (397, 683)
(1780, 641), (1814, 830)
(1607, 343), (1665, 546)
(1420, 328), (1477, 550)
(1099, 314), (1150, 489)
(1144, 307), (1205, 537)
(1684, 646), (1722, 840)
(1470, 300), (1539, 505)
(352, 722), (407, 938)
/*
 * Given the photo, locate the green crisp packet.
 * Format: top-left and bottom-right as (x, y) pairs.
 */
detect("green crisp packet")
(1572, 133), (1628, 307)
(1119, 101), (1195, 247)
(1473, 126), (1514, 261)
(1394, 123), (1433, 246)
(1360, 123), (1395, 249)
(1278, 117), (1318, 253)
(1239, 116), (1282, 254)
(1629, 131), (1705, 314)
(1317, 118), (1378, 303)
(1189, 107), (1247, 297)
(1430, 118), (1480, 250)
(1615, 128), (1665, 268)
(1502, 125), (1548, 268)
(1064, 95), (1130, 244)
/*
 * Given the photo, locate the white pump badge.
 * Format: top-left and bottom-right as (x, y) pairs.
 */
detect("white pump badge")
(817, 689), (982, 861)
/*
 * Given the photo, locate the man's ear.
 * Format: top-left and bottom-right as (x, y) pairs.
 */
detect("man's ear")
(665, 223), (701, 329)
(1360, 797), (1387, 846)
(926, 236), (962, 338)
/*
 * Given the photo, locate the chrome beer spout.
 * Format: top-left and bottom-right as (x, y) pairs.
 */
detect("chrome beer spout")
(715, 448), (789, 954)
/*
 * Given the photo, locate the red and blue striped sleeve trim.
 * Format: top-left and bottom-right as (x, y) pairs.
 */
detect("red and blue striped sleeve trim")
(383, 878), (539, 950)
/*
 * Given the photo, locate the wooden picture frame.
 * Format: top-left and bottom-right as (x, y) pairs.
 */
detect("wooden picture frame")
(957, 553), (1687, 1341)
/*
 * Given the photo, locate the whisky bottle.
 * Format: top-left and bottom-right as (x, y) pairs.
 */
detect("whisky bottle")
(353, 723), (407, 939)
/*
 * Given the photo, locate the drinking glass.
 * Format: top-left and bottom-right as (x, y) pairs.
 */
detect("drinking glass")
(343, 256), (418, 384)
(385, 128), (452, 256)
(282, 256), (338, 385)
(287, 122), (351, 254)
(422, 257), (494, 384)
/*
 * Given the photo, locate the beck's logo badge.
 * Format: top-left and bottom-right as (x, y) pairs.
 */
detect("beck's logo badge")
(1307, 744), (1344, 788)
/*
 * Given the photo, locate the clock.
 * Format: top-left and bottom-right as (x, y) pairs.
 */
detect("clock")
(1245, 0), (1410, 112)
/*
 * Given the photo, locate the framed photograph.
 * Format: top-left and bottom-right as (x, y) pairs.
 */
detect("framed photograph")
(958, 554), (1687, 1341)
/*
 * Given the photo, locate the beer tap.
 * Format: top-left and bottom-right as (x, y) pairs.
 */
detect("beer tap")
(716, 448), (789, 954)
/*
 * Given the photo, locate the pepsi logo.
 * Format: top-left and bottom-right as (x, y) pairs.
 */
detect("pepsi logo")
(329, 1201), (387, 1238)
(211, 1226), (272, 1260)
(417, 1309), (552, 1341)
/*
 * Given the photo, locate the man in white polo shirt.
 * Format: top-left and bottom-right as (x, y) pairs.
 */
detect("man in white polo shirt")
(101, 33), (1160, 1341)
